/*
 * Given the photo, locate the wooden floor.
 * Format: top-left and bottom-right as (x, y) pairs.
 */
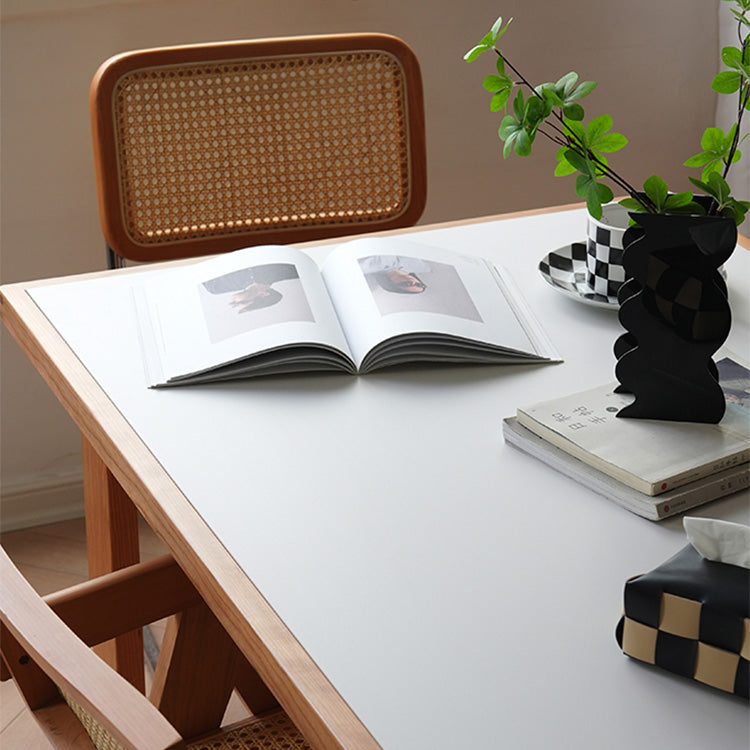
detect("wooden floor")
(0, 515), (249, 747)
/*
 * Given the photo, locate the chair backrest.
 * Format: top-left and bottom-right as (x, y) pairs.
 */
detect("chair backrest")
(90, 33), (427, 266)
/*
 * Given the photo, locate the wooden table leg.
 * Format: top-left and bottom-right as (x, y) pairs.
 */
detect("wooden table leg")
(81, 435), (144, 691)
(150, 600), (237, 736)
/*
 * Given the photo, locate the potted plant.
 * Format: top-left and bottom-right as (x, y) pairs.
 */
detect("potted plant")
(464, 3), (749, 224)
(464, 1), (750, 423)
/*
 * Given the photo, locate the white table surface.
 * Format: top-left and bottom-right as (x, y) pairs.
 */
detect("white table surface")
(28, 207), (750, 749)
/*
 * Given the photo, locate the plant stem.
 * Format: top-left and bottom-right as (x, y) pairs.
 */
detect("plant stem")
(498, 48), (657, 212)
(722, 31), (749, 180)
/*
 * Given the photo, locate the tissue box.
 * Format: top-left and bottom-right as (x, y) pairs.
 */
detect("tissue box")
(616, 543), (749, 699)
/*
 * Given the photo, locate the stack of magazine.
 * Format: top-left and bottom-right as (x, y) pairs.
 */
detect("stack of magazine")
(503, 356), (750, 520)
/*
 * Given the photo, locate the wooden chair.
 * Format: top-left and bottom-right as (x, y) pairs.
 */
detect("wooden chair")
(0, 548), (311, 749)
(90, 33), (427, 267)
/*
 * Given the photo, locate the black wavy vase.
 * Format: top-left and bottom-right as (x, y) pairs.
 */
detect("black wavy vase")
(613, 210), (736, 423)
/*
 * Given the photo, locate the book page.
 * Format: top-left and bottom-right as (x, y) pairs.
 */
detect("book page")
(320, 237), (559, 369)
(135, 245), (352, 385)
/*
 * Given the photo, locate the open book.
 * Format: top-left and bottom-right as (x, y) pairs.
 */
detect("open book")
(134, 237), (561, 387)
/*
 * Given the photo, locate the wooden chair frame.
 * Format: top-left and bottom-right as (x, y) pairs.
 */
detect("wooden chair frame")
(0, 549), (301, 749)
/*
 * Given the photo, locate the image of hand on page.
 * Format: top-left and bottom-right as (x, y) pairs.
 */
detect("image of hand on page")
(358, 255), (483, 322)
(199, 263), (314, 343)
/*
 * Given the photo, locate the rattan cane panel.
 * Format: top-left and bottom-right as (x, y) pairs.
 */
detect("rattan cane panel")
(62, 689), (125, 750)
(186, 710), (311, 749)
(113, 51), (412, 245)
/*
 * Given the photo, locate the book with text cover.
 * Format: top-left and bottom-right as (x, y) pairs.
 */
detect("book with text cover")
(134, 237), (561, 387)
(502, 416), (749, 520)
(514, 357), (750, 496)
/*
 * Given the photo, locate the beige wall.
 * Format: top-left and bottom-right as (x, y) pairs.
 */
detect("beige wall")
(0, 0), (721, 528)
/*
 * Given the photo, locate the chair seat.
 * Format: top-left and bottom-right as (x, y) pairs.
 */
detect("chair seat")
(187, 710), (311, 749)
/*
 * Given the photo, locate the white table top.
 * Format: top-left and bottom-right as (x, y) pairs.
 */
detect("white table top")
(22, 207), (750, 748)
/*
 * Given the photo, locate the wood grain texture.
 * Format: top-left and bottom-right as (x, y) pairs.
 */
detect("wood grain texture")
(150, 602), (237, 737)
(1, 549), (182, 750)
(81, 436), (144, 690)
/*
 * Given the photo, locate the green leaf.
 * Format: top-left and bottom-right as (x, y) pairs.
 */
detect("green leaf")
(539, 86), (564, 109)
(564, 118), (586, 146)
(720, 199), (747, 224)
(512, 90), (525, 121)
(496, 55), (506, 75)
(643, 175), (669, 210)
(594, 181), (614, 205)
(592, 153), (609, 174)
(483, 74), (504, 92)
(721, 45), (743, 69)
(490, 15), (505, 39)
(554, 147), (577, 176)
(554, 159), (577, 177)
(701, 160), (723, 181)
(723, 122), (738, 150)
(498, 114), (521, 140)
(568, 80), (597, 101)
(555, 71), (578, 97)
(707, 172), (731, 202)
(514, 129), (533, 156)
(464, 44), (490, 62)
(564, 148), (595, 177)
(562, 102), (585, 120)
(524, 96), (546, 127)
(502, 132), (517, 158)
(586, 183), (603, 219)
(713, 70), (742, 93)
(586, 114), (613, 145)
(684, 201), (707, 216)
(490, 89), (510, 112)
(684, 151), (715, 167)
(619, 197), (645, 212)
(591, 133), (628, 153)
(700, 127), (725, 152)
(689, 176), (712, 194)
(575, 174), (593, 199)
(664, 191), (693, 210)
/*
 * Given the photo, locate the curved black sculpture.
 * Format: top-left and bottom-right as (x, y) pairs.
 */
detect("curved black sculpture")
(614, 212), (736, 423)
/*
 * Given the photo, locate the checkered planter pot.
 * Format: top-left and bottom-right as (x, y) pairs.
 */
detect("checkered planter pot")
(616, 544), (749, 699)
(586, 223), (626, 297)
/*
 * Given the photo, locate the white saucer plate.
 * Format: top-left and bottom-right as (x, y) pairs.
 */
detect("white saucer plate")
(539, 242), (619, 310)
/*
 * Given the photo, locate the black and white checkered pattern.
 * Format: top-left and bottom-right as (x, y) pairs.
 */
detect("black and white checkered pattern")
(586, 224), (626, 297)
(539, 242), (619, 308)
(616, 544), (749, 699)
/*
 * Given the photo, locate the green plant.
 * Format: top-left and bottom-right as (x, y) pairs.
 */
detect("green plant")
(464, 1), (750, 224)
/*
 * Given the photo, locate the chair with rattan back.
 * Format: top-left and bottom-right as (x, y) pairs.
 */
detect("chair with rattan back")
(90, 33), (427, 268)
(0, 548), (311, 749)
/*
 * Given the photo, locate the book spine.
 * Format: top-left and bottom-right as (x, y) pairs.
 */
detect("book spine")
(516, 411), (750, 496)
(657, 449), (750, 496)
(652, 464), (750, 519)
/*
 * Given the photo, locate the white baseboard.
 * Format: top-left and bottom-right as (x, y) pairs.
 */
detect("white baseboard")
(0, 475), (85, 532)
